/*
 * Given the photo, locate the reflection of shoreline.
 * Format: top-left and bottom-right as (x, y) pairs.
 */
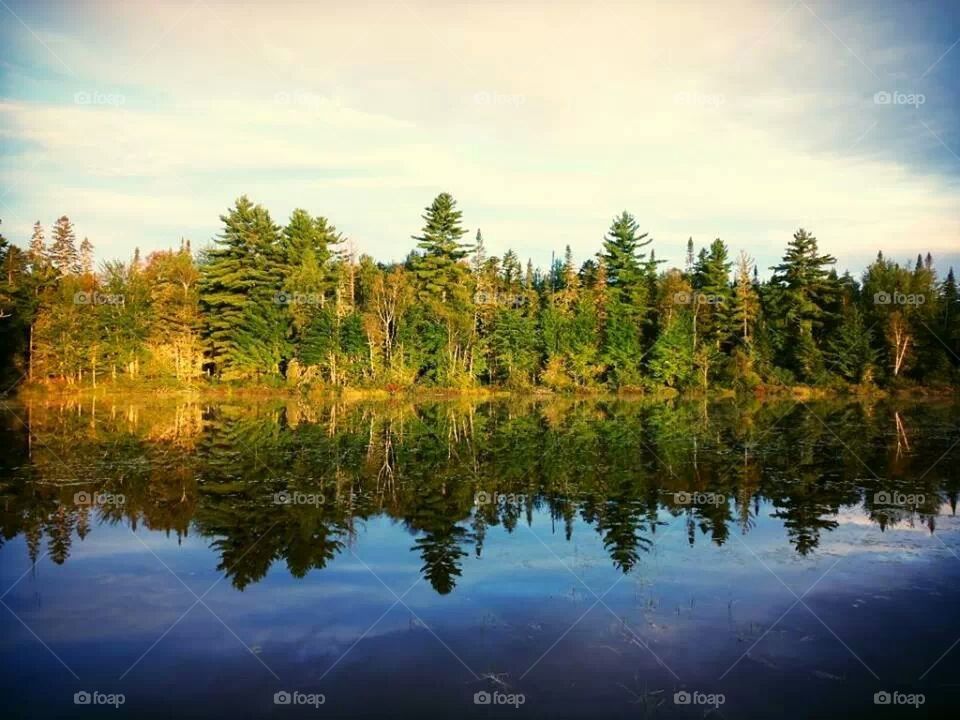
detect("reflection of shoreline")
(2, 397), (958, 595)
(12, 381), (960, 402)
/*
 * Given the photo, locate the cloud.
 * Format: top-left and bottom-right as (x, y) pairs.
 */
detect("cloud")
(0, 0), (957, 270)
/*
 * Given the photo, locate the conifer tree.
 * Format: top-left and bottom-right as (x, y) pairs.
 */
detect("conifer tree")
(411, 192), (470, 302)
(79, 237), (94, 276)
(692, 238), (733, 349)
(600, 212), (653, 385)
(941, 268), (959, 366)
(50, 216), (79, 275)
(28, 222), (47, 270)
(826, 307), (877, 383)
(768, 228), (837, 379)
(471, 229), (486, 275)
(200, 196), (286, 378)
(731, 250), (760, 345)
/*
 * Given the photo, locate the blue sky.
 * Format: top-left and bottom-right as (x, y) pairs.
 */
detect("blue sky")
(1, 0), (958, 277)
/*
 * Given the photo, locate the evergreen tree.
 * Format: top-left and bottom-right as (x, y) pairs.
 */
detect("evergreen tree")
(600, 212), (653, 385)
(768, 228), (837, 380)
(602, 211), (651, 292)
(50, 216), (79, 275)
(79, 237), (94, 276)
(941, 268), (959, 367)
(731, 250), (760, 345)
(410, 193), (475, 384)
(471, 229), (486, 275)
(200, 196), (286, 378)
(28, 222), (47, 270)
(281, 208), (341, 269)
(411, 192), (470, 302)
(691, 238), (733, 350)
(826, 306), (877, 383)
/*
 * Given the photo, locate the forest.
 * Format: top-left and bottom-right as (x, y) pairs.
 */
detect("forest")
(0, 192), (957, 393)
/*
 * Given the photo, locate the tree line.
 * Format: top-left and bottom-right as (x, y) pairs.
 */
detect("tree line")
(0, 193), (957, 391)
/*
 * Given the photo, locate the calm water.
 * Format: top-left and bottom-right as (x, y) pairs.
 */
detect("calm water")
(1, 396), (959, 718)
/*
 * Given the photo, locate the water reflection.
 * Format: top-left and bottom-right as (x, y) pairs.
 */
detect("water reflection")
(2, 396), (957, 595)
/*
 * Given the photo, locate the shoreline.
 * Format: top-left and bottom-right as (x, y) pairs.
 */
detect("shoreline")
(8, 379), (957, 403)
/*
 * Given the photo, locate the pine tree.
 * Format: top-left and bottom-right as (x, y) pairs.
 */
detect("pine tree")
(941, 268), (959, 366)
(50, 216), (79, 275)
(600, 212), (653, 385)
(602, 211), (651, 292)
(200, 196), (287, 378)
(731, 250), (760, 344)
(826, 307), (877, 383)
(410, 193), (474, 384)
(768, 228), (837, 380)
(471, 229), (486, 275)
(79, 237), (94, 276)
(692, 238), (733, 349)
(649, 312), (696, 388)
(411, 192), (470, 302)
(28, 222), (47, 270)
(501, 250), (521, 290)
(281, 208), (341, 269)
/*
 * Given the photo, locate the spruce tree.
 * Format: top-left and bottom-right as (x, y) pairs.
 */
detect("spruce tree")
(50, 216), (79, 275)
(692, 238), (733, 349)
(79, 237), (94, 276)
(941, 268), (959, 366)
(826, 307), (877, 383)
(731, 250), (760, 345)
(768, 228), (837, 379)
(28, 222), (47, 270)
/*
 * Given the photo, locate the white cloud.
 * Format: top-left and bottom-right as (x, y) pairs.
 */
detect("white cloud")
(1, 0), (957, 269)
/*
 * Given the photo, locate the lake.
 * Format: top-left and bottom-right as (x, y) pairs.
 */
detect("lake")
(1, 396), (958, 718)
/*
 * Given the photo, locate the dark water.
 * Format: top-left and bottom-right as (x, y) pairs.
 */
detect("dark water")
(1, 396), (959, 719)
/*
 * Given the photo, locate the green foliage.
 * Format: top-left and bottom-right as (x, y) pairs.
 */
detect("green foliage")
(3, 200), (958, 393)
(648, 313), (696, 388)
(826, 307), (878, 383)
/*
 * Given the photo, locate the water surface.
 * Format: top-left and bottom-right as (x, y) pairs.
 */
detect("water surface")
(1, 396), (959, 718)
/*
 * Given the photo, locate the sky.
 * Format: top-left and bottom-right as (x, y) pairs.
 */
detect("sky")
(1, 0), (959, 277)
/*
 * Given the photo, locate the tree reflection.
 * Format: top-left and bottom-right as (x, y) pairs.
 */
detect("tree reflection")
(0, 396), (956, 593)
